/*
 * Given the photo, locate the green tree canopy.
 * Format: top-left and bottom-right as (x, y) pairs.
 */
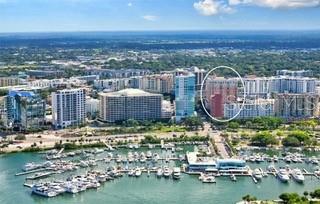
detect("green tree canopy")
(251, 131), (278, 147)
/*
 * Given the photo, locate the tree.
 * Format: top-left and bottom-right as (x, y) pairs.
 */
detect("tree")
(279, 193), (307, 204)
(14, 134), (26, 140)
(310, 189), (320, 199)
(252, 117), (283, 130)
(183, 116), (204, 130)
(282, 130), (311, 147)
(0, 89), (8, 96)
(242, 194), (257, 202)
(123, 119), (139, 127)
(245, 121), (253, 129)
(251, 131), (278, 147)
(228, 121), (240, 130)
(282, 136), (301, 147)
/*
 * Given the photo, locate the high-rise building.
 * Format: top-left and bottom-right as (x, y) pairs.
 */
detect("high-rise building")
(244, 77), (272, 98)
(5, 90), (46, 130)
(51, 88), (86, 128)
(244, 76), (316, 97)
(224, 99), (275, 119)
(86, 97), (99, 117)
(175, 73), (196, 122)
(192, 66), (206, 91)
(138, 74), (174, 94)
(99, 89), (162, 122)
(205, 77), (239, 118)
(270, 76), (316, 94)
(274, 93), (320, 119)
(0, 77), (21, 87)
(276, 69), (313, 78)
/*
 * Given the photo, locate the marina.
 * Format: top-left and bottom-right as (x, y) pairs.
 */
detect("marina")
(1, 144), (320, 203)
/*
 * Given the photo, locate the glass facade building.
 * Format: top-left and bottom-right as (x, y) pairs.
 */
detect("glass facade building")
(175, 73), (196, 122)
(5, 90), (45, 130)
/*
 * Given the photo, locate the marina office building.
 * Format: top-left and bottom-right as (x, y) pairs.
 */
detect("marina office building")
(99, 88), (162, 122)
(51, 88), (86, 129)
(186, 152), (247, 173)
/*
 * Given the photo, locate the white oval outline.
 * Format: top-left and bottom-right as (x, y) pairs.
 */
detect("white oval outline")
(200, 65), (247, 123)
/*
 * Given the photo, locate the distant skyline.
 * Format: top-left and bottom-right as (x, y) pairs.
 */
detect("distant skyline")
(0, 0), (320, 32)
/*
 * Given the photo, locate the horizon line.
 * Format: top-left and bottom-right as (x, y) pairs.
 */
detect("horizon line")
(1, 29), (320, 35)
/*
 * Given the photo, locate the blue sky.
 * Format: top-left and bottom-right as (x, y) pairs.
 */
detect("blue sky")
(0, 0), (320, 32)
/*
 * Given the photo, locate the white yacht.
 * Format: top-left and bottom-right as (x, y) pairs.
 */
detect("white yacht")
(135, 168), (142, 177)
(153, 153), (160, 162)
(23, 163), (41, 171)
(128, 152), (134, 163)
(198, 172), (205, 181)
(230, 174), (237, 182)
(291, 168), (304, 183)
(202, 175), (216, 183)
(32, 185), (58, 197)
(284, 156), (291, 163)
(93, 148), (104, 154)
(311, 157), (319, 165)
(107, 152), (113, 158)
(115, 155), (122, 163)
(104, 157), (111, 163)
(128, 169), (135, 177)
(163, 167), (171, 178)
(146, 151), (152, 159)
(172, 167), (181, 180)
(140, 153), (146, 163)
(249, 156), (256, 162)
(253, 168), (263, 180)
(156, 168), (163, 178)
(51, 186), (65, 195)
(277, 169), (290, 182)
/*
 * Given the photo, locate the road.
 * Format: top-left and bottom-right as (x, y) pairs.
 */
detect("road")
(204, 122), (230, 159)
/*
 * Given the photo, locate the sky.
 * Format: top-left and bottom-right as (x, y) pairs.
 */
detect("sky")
(0, 0), (320, 32)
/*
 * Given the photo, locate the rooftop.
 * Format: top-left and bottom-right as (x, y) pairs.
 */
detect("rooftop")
(8, 90), (36, 98)
(100, 88), (162, 97)
(186, 152), (216, 166)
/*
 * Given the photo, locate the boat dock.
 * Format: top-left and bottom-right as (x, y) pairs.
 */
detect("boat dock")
(15, 168), (46, 176)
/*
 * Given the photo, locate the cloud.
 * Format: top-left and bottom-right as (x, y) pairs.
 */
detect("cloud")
(228, 0), (320, 9)
(194, 0), (233, 16)
(142, 15), (158, 21)
(127, 2), (132, 7)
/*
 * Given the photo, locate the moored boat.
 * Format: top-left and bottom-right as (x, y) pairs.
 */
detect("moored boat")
(291, 168), (304, 183)
(277, 169), (290, 182)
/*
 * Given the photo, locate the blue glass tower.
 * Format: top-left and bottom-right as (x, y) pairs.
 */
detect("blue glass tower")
(175, 73), (196, 122)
